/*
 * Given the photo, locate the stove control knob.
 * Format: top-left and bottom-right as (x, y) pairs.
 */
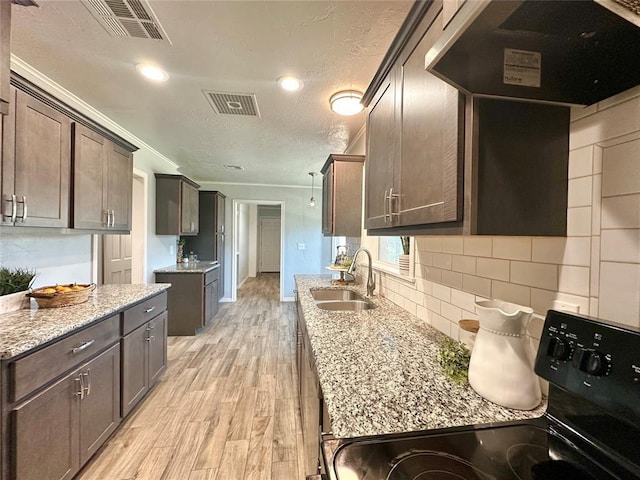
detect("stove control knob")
(576, 349), (610, 376)
(546, 337), (571, 361)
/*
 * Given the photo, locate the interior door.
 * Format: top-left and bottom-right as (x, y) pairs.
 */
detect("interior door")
(259, 217), (281, 273)
(103, 234), (132, 284)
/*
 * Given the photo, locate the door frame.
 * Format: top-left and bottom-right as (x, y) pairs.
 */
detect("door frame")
(231, 199), (285, 302)
(92, 168), (148, 284)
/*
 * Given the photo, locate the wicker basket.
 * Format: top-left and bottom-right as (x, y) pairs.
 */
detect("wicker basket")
(27, 284), (96, 308)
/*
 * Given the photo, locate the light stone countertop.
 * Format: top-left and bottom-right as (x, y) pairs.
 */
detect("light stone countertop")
(294, 274), (546, 439)
(154, 261), (220, 274)
(0, 284), (171, 360)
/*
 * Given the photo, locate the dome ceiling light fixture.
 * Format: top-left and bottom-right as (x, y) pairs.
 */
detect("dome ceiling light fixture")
(330, 90), (364, 116)
(277, 75), (304, 92)
(308, 172), (318, 208)
(135, 63), (169, 82)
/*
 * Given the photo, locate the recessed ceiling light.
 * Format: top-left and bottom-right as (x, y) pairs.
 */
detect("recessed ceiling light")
(330, 90), (364, 116)
(277, 75), (304, 92)
(135, 63), (169, 82)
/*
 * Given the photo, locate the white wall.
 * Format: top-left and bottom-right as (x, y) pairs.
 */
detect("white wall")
(0, 58), (181, 285)
(357, 85), (640, 353)
(248, 205), (258, 277)
(237, 203), (250, 285)
(198, 182), (331, 300)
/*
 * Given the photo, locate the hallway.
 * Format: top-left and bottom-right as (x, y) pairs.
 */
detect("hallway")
(78, 273), (304, 480)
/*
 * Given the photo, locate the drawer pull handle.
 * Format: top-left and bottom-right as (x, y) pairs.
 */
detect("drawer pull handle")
(144, 306), (156, 313)
(74, 376), (85, 400)
(71, 339), (95, 353)
(83, 369), (91, 396)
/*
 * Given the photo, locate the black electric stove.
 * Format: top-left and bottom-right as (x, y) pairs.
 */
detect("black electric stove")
(320, 310), (640, 480)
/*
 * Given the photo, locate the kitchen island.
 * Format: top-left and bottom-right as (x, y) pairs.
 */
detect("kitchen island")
(295, 274), (545, 439)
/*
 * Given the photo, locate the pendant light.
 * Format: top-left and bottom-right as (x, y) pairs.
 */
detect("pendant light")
(308, 172), (318, 208)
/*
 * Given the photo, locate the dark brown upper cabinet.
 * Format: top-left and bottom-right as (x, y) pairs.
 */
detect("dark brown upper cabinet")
(155, 174), (200, 236)
(321, 154), (364, 237)
(0, 0), (11, 115)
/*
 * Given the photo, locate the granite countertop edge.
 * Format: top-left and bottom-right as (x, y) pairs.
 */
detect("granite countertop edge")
(154, 262), (220, 274)
(0, 283), (171, 360)
(294, 274), (546, 439)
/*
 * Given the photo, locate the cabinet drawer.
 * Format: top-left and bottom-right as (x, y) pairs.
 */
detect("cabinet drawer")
(10, 314), (119, 403)
(204, 268), (219, 286)
(122, 292), (167, 335)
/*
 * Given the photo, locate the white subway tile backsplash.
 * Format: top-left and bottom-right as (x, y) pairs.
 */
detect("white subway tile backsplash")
(571, 96), (640, 149)
(441, 302), (462, 322)
(441, 237), (463, 254)
(423, 266), (443, 283)
(491, 280), (530, 306)
(417, 237), (442, 253)
(404, 299), (418, 316)
(531, 237), (590, 266)
(415, 278), (432, 295)
(430, 313), (452, 336)
(593, 145), (603, 175)
(416, 305), (430, 323)
(602, 138), (640, 196)
(462, 274), (492, 298)
(452, 255), (476, 274)
(592, 174), (602, 236)
(425, 295), (441, 314)
(451, 289), (477, 313)
(568, 146), (594, 179)
(589, 298), (598, 317)
(463, 237), (492, 257)
(601, 194), (640, 229)
(568, 176), (593, 208)
(570, 104), (598, 122)
(597, 85), (640, 112)
(416, 250), (433, 266)
(432, 253), (453, 270)
(567, 207), (592, 236)
(601, 229), (640, 263)
(441, 270), (463, 289)
(590, 236), (600, 297)
(599, 262), (640, 328)
(432, 283), (451, 303)
(558, 266), (590, 296)
(530, 288), (590, 316)
(476, 257), (510, 281)
(492, 237), (532, 261)
(510, 261), (558, 290)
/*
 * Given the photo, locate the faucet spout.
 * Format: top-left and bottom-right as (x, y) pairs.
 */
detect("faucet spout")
(347, 247), (376, 297)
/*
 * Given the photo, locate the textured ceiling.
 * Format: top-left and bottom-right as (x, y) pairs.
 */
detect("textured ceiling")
(10, 0), (412, 186)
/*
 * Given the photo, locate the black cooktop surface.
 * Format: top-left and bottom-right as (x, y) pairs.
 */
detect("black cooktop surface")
(329, 423), (618, 480)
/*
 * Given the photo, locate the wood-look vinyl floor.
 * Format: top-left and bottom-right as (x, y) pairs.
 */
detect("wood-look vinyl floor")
(78, 273), (305, 480)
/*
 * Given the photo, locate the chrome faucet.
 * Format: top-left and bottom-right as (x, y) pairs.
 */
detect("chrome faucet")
(347, 247), (376, 297)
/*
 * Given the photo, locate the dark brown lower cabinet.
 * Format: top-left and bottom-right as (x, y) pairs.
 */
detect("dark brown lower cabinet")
(121, 311), (167, 417)
(12, 343), (120, 480)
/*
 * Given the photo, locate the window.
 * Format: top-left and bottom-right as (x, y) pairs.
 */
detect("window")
(378, 237), (403, 265)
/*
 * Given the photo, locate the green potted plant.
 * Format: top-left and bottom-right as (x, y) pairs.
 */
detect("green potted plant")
(398, 236), (410, 275)
(0, 267), (36, 314)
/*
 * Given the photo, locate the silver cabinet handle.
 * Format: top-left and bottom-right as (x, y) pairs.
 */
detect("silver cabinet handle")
(104, 209), (110, 227)
(110, 209), (115, 228)
(389, 188), (400, 219)
(71, 339), (95, 353)
(144, 306), (156, 314)
(83, 369), (91, 396)
(19, 196), (27, 222)
(4, 194), (17, 223)
(383, 189), (389, 223)
(75, 375), (85, 400)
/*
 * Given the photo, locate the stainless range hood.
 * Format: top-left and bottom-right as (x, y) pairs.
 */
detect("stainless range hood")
(425, 0), (640, 106)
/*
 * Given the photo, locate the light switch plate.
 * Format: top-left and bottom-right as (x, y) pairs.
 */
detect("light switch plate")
(552, 300), (580, 313)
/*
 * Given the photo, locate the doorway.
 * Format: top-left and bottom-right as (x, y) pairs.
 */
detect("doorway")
(97, 169), (147, 284)
(231, 200), (284, 301)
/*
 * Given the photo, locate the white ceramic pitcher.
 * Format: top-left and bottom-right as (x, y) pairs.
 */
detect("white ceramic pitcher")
(468, 300), (541, 410)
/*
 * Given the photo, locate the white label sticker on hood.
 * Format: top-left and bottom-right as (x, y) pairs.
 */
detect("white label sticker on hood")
(503, 48), (541, 88)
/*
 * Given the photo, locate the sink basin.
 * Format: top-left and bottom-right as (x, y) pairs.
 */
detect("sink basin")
(315, 300), (375, 312)
(311, 289), (365, 302)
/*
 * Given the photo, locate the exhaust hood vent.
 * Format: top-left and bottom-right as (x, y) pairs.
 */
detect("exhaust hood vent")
(84, 0), (171, 42)
(425, 0), (640, 106)
(204, 91), (261, 117)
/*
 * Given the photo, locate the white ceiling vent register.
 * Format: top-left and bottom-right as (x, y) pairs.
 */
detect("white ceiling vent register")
(83, 0), (171, 42)
(203, 91), (261, 117)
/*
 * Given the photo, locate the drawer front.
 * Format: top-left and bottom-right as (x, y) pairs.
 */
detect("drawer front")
(204, 268), (219, 286)
(11, 314), (119, 403)
(122, 292), (167, 335)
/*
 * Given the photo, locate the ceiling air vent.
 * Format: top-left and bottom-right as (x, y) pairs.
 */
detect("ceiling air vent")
(203, 91), (261, 117)
(83, 0), (171, 42)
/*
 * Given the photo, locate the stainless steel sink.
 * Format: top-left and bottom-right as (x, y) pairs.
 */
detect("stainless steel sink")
(310, 289), (366, 302)
(315, 300), (375, 312)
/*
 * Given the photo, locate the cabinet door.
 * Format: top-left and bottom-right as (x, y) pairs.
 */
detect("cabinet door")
(398, 17), (463, 227)
(204, 280), (218, 326)
(180, 182), (198, 234)
(215, 193), (225, 299)
(12, 372), (80, 480)
(0, 0), (11, 114)
(321, 164), (334, 235)
(79, 344), (121, 465)
(13, 88), (71, 227)
(121, 322), (149, 417)
(107, 142), (133, 231)
(72, 123), (109, 229)
(364, 73), (399, 229)
(148, 311), (167, 386)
